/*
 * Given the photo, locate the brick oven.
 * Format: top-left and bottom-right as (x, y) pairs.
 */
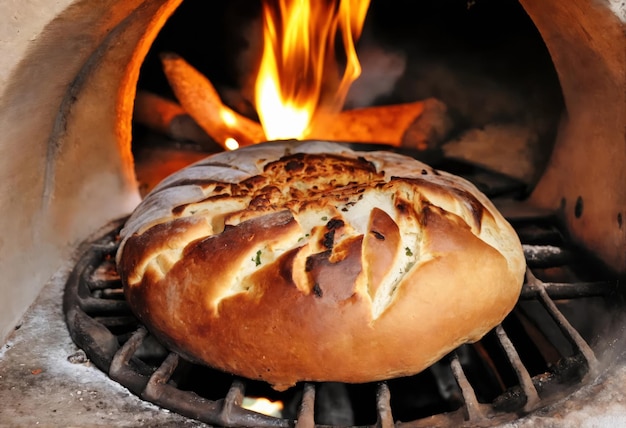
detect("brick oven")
(0, 0), (625, 426)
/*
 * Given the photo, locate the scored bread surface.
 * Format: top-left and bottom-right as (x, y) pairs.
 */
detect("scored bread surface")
(117, 140), (525, 390)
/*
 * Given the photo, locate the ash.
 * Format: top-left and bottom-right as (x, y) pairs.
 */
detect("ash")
(522, 244), (564, 261)
(0, 257), (204, 427)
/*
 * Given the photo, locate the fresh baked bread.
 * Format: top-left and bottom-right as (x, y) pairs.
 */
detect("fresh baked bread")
(116, 140), (525, 391)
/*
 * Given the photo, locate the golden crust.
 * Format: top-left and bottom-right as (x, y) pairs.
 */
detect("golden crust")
(117, 140), (525, 390)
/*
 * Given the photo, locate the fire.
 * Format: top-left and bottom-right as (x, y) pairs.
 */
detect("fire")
(224, 137), (240, 151)
(241, 397), (284, 417)
(254, 0), (371, 141)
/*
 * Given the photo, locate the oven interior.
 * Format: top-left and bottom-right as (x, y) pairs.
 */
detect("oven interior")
(132, 0), (564, 191)
(0, 0), (625, 426)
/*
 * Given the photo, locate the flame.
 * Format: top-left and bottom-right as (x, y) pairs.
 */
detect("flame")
(224, 138), (240, 150)
(241, 397), (284, 417)
(254, 0), (371, 141)
(220, 111), (242, 149)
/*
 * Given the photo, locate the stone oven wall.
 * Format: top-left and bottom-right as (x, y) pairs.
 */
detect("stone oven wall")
(0, 0), (180, 342)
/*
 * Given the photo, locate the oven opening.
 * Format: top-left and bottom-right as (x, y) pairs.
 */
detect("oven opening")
(131, 0), (564, 196)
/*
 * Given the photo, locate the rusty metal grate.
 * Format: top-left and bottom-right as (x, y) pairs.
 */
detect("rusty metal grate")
(62, 148), (621, 428)
(63, 207), (620, 427)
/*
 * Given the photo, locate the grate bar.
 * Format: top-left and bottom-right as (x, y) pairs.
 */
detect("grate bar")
(295, 383), (316, 428)
(92, 315), (138, 329)
(495, 325), (540, 411)
(77, 259), (131, 314)
(143, 352), (252, 427)
(88, 279), (122, 290)
(375, 382), (394, 428)
(513, 309), (562, 370)
(146, 372), (273, 427)
(221, 379), (246, 425)
(520, 280), (616, 300)
(64, 307), (120, 372)
(450, 354), (489, 422)
(138, 340), (290, 427)
(526, 269), (600, 378)
(146, 378), (225, 424)
(522, 244), (574, 267)
(77, 296), (132, 314)
(93, 288), (125, 299)
(144, 352), (180, 401)
(90, 242), (119, 253)
(109, 327), (150, 395)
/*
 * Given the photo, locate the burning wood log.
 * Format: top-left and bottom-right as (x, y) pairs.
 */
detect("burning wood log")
(160, 52), (451, 151)
(160, 52), (266, 149)
(308, 98), (452, 150)
(133, 91), (220, 149)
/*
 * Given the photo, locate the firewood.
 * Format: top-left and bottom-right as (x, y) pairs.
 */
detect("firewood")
(134, 90), (185, 131)
(160, 52), (266, 149)
(308, 98), (452, 150)
(160, 52), (451, 151)
(133, 91), (218, 148)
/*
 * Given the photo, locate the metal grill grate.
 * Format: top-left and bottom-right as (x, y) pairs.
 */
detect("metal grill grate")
(63, 207), (619, 427)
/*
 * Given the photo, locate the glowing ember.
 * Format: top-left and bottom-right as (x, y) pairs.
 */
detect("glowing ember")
(241, 397), (284, 417)
(224, 137), (240, 150)
(220, 109), (237, 127)
(254, 0), (371, 141)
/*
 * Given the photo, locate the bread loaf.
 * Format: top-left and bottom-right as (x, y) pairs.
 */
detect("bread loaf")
(116, 141), (525, 391)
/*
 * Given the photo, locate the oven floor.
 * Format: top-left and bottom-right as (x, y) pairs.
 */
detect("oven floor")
(0, 257), (204, 427)
(1, 240), (626, 427)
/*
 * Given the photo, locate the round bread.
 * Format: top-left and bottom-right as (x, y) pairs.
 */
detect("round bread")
(116, 140), (525, 391)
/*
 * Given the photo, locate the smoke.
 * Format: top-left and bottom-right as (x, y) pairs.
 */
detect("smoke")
(344, 38), (407, 109)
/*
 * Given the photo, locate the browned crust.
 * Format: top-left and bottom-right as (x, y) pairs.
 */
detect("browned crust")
(123, 204), (517, 390)
(117, 141), (525, 390)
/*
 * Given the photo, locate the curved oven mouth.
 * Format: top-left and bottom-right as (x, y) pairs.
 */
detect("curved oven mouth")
(63, 155), (621, 427)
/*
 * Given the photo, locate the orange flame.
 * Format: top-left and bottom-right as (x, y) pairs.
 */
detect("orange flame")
(254, 0), (371, 141)
(242, 397), (284, 417)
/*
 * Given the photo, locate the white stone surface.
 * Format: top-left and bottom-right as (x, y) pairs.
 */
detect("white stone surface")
(0, 251), (204, 427)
